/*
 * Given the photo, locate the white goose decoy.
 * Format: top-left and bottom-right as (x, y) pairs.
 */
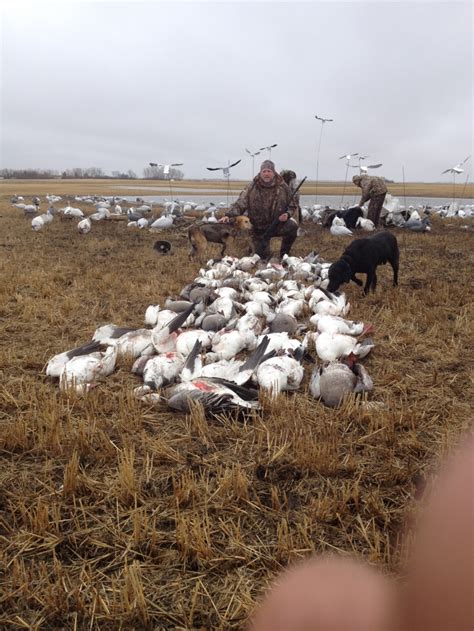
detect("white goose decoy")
(63, 206), (84, 218)
(31, 209), (54, 231)
(59, 345), (117, 393)
(149, 213), (174, 230)
(408, 209), (421, 222)
(89, 208), (110, 221)
(309, 360), (374, 407)
(356, 217), (375, 231)
(330, 216), (353, 236)
(403, 216), (431, 232)
(315, 331), (374, 362)
(77, 218), (91, 234)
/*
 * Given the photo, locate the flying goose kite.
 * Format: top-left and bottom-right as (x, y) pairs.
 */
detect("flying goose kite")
(315, 115), (334, 122)
(259, 143), (278, 152)
(349, 156), (383, 174)
(441, 155), (471, 175)
(245, 148), (261, 157)
(149, 162), (184, 176)
(259, 143), (278, 157)
(339, 152), (359, 161)
(160, 163), (184, 176)
(206, 159), (241, 177)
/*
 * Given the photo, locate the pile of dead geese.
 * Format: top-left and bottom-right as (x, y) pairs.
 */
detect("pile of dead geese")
(45, 252), (376, 411)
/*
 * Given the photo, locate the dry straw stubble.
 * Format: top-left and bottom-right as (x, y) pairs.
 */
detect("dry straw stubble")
(0, 181), (473, 629)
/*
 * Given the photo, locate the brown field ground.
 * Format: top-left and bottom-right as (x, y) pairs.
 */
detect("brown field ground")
(0, 180), (473, 629)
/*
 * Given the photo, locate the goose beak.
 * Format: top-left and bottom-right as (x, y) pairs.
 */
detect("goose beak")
(362, 322), (375, 336)
(344, 352), (358, 369)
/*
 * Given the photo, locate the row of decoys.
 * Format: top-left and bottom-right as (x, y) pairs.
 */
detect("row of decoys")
(12, 195), (228, 233)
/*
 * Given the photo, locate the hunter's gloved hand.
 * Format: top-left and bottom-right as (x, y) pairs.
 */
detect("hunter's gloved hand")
(218, 216), (230, 223)
(279, 213), (289, 222)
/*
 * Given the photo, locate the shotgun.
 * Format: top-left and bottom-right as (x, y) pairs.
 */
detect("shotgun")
(255, 176), (307, 258)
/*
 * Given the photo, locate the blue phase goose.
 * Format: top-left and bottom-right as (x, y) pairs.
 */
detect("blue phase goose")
(310, 359), (374, 407)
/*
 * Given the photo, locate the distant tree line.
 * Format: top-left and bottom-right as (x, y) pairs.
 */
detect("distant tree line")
(0, 166), (184, 179)
(0, 168), (62, 179)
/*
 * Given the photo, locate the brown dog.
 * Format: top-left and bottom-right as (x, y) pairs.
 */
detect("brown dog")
(188, 215), (251, 259)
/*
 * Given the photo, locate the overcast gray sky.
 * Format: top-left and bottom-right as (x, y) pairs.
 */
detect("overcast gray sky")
(1, 0), (472, 182)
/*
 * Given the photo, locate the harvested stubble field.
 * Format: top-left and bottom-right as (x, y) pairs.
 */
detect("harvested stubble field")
(0, 181), (473, 630)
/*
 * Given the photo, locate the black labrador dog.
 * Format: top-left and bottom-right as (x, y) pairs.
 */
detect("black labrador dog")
(327, 231), (399, 295)
(322, 206), (364, 229)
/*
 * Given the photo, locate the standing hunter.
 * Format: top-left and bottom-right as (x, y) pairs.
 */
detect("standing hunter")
(352, 174), (388, 227)
(219, 160), (299, 260)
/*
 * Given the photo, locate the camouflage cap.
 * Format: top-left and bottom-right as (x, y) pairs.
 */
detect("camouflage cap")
(260, 160), (276, 172)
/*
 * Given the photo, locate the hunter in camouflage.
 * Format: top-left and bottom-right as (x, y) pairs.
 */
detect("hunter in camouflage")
(352, 174), (388, 227)
(226, 160), (298, 259)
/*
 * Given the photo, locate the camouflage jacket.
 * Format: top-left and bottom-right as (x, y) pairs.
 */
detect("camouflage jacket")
(228, 174), (296, 231)
(353, 175), (388, 205)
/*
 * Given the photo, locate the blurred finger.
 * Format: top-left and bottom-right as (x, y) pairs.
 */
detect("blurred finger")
(250, 555), (395, 631)
(402, 436), (474, 631)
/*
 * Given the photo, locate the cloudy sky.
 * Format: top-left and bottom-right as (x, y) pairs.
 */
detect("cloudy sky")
(1, 0), (472, 183)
